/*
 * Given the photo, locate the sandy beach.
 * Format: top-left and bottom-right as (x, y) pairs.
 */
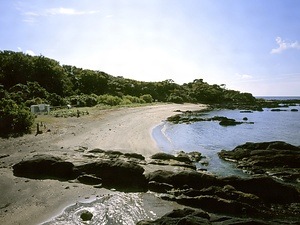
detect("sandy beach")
(0, 103), (205, 225)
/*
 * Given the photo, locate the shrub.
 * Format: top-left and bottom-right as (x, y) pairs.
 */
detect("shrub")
(123, 95), (145, 104)
(0, 98), (34, 137)
(140, 94), (153, 103)
(98, 94), (122, 106)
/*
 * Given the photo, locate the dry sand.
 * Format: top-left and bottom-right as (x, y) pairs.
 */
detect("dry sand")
(0, 103), (205, 225)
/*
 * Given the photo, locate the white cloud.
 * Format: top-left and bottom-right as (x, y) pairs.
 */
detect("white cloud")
(17, 47), (35, 56)
(271, 37), (300, 54)
(235, 73), (253, 79)
(25, 50), (35, 56)
(44, 7), (100, 16)
(21, 7), (100, 23)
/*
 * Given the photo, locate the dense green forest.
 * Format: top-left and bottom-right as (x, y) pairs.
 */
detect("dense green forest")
(0, 50), (256, 136)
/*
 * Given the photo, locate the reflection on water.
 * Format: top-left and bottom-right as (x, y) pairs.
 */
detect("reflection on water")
(42, 192), (179, 225)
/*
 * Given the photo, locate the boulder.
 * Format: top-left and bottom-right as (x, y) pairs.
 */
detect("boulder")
(146, 170), (221, 190)
(13, 154), (74, 180)
(151, 153), (176, 160)
(176, 151), (204, 162)
(74, 159), (147, 191)
(77, 174), (102, 185)
(124, 152), (145, 160)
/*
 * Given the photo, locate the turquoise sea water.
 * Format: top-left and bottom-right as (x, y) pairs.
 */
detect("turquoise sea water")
(153, 98), (300, 177)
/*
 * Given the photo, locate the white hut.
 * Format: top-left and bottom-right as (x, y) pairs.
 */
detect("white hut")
(30, 104), (50, 114)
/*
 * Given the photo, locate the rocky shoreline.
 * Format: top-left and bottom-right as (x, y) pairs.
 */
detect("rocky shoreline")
(12, 141), (300, 224)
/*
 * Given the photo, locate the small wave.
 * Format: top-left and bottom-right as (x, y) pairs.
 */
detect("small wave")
(42, 193), (155, 225)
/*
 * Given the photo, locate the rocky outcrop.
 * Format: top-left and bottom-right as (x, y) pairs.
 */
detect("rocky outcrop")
(13, 154), (74, 180)
(12, 146), (300, 224)
(149, 152), (200, 170)
(218, 141), (300, 183)
(73, 159), (147, 191)
(137, 208), (276, 225)
(145, 169), (300, 220)
(167, 114), (254, 126)
(13, 153), (147, 191)
(146, 170), (221, 189)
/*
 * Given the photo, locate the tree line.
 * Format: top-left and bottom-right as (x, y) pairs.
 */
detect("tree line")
(0, 50), (256, 136)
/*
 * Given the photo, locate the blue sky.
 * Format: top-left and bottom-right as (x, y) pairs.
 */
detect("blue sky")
(1, 0), (300, 96)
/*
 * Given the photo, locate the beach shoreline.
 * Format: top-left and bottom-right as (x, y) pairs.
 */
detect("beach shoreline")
(0, 103), (205, 225)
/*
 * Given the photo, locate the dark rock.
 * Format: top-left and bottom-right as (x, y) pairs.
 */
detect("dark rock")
(291, 109), (298, 112)
(151, 153), (176, 160)
(77, 174), (102, 185)
(88, 148), (105, 153)
(186, 151), (204, 162)
(105, 150), (123, 156)
(175, 155), (191, 163)
(0, 154), (9, 159)
(170, 163), (196, 170)
(176, 151), (204, 162)
(174, 195), (259, 216)
(137, 208), (273, 225)
(124, 153), (145, 160)
(148, 181), (174, 193)
(219, 118), (242, 126)
(218, 141), (300, 183)
(13, 154), (74, 180)
(221, 176), (300, 204)
(271, 108), (287, 111)
(80, 211), (93, 221)
(150, 152), (200, 169)
(146, 170), (221, 189)
(137, 208), (210, 225)
(74, 159), (147, 191)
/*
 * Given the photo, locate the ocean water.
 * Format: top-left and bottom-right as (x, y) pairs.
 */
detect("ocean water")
(153, 100), (300, 177)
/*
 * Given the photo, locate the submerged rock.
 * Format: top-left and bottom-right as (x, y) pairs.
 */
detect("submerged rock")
(80, 211), (93, 221)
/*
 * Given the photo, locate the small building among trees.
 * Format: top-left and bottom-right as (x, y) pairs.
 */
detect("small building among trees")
(30, 104), (50, 114)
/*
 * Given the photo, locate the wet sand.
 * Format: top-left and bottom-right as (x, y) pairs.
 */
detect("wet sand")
(0, 103), (205, 225)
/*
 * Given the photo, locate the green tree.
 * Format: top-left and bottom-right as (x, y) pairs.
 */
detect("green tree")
(0, 98), (34, 137)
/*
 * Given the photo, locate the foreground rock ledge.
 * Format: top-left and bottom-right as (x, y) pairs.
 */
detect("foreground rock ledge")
(12, 143), (300, 224)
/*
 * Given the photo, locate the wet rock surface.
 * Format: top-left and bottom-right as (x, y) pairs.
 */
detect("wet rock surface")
(12, 144), (300, 225)
(218, 141), (300, 183)
(137, 208), (278, 225)
(167, 113), (254, 126)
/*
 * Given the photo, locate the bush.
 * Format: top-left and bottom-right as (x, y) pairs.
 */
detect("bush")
(0, 98), (34, 137)
(123, 95), (145, 104)
(167, 94), (184, 103)
(140, 94), (153, 103)
(98, 94), (122, 106)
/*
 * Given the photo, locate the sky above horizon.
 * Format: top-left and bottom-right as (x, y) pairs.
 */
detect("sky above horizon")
(1, 0), (300, 96)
